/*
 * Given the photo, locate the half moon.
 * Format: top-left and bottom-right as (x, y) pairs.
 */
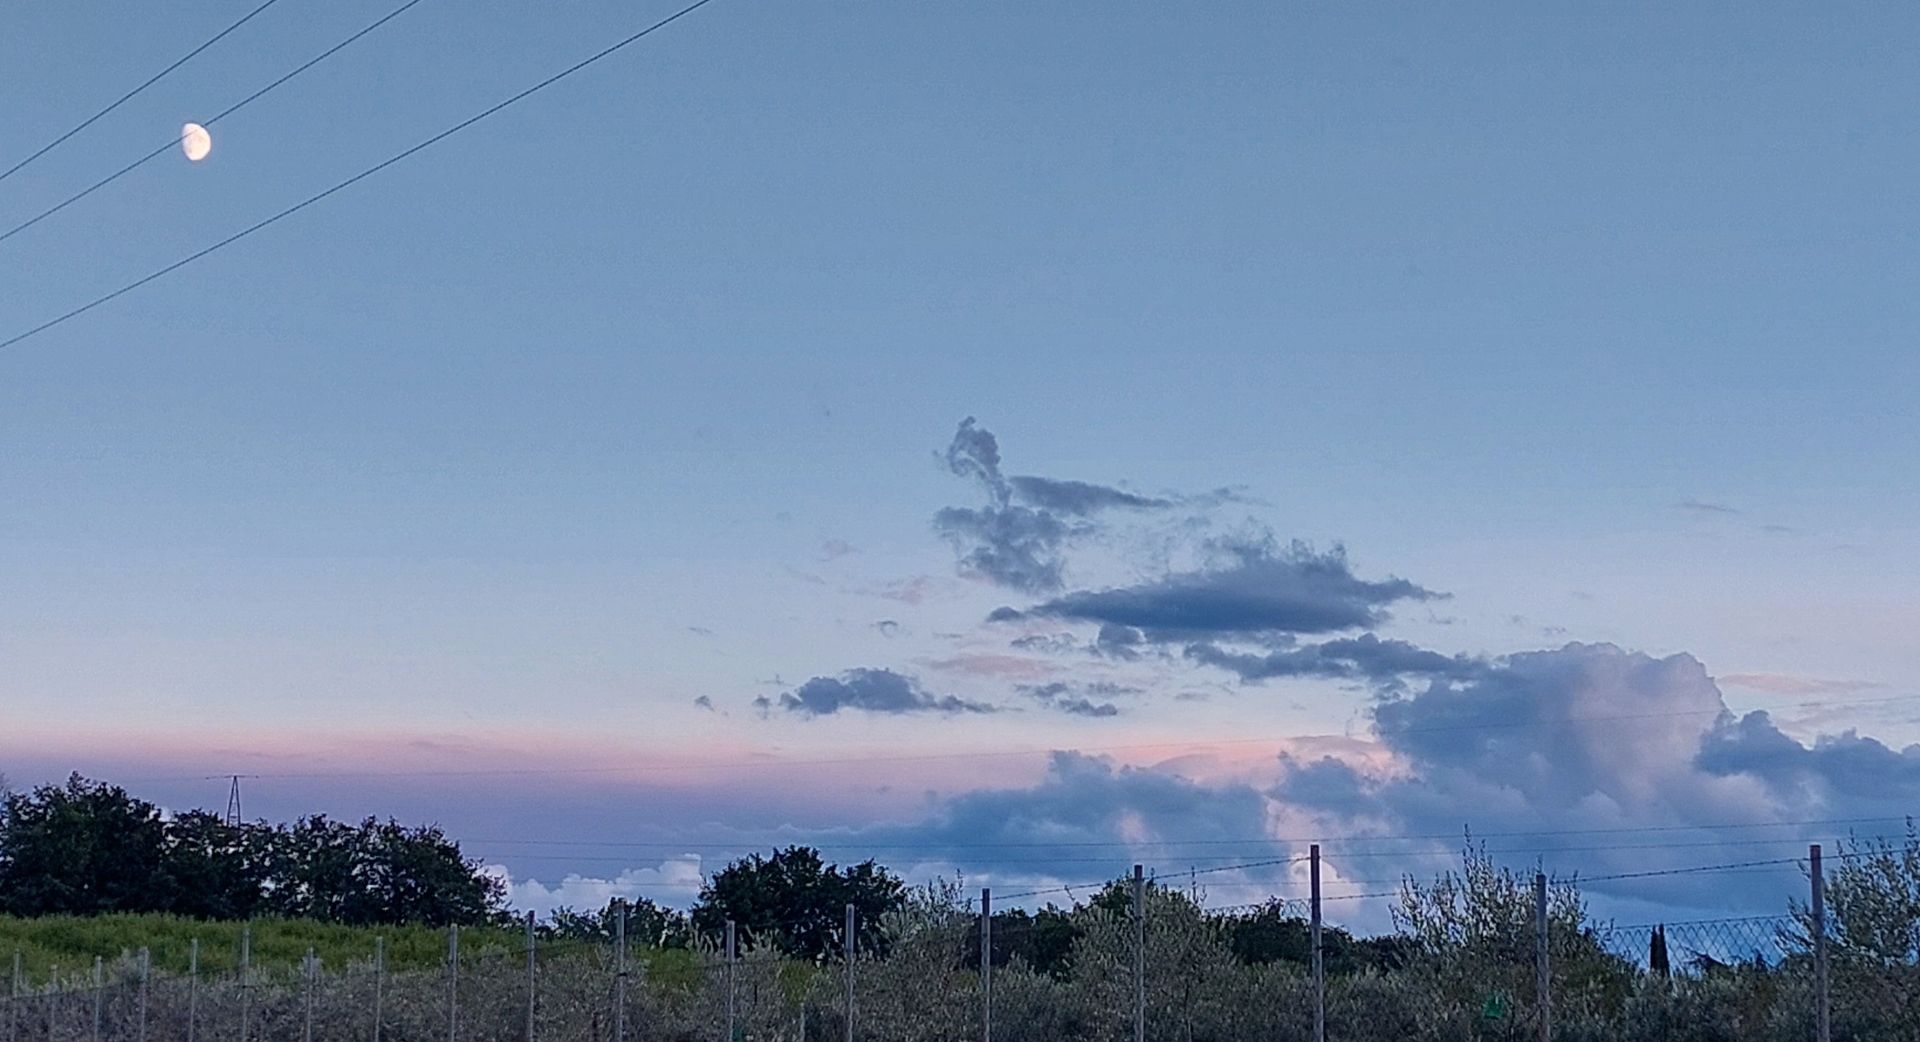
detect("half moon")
(182, 123), (212, 162)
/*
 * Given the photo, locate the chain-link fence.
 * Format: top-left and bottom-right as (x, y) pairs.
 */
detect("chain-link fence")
(5, 843), (1916, 1042)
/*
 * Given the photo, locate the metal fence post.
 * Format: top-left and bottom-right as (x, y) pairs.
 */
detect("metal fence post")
(303, 949), (317, 1042)
(614, 901), (628, 1042)
(189, 938), (200, 1042)
(1534, 872), (1550, 1042)
(447, 925), (461, 1042)
(90, 958), (102, 1042)
(1311, 845), (1324, 1042)
(843, 904), (856, 1042)
(1811, 844), (1830, 1042)
(239, 926), (252, 1042)
(980, 888), (992, 1042)
(526, 912), (538, 1042)
(725, 921), (737, 1042)
(137, 948), (150, 1042)
(375, 936), (386, 1042)
(1132, 865), (1145, 1042)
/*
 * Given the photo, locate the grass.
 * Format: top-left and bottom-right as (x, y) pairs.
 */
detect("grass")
(0, 914), (525, 981)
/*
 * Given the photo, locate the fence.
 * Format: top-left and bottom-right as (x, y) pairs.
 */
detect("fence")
(4, 844), (1916, 1042)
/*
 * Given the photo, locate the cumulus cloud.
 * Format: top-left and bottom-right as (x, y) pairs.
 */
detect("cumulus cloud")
(1003, 538), (1435, 640)
(487, 856), (705, 920)
(765, 668), (998, 717)
(1256, 642), (1920, 908)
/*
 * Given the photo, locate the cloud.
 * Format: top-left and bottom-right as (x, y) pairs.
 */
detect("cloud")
(1004, 537), (1436, 640)
(767, 668), (999, 717)
(488, 856), (706, 920)
(1018, 681), (1140, 718)
(692, 695), (716, 712)
(1676, 499), (1741, 515)
(934, 503), (1077, 593)
(820, 539), (860, 561)
(1186, 633), (1488, 687)
(1698, 713), (1920, 803)
(924, 653), (1059, 681)
(1007, 476), (1171, 515)
(1718, 673), (1886, 696)
(934, 418), (1181, 593)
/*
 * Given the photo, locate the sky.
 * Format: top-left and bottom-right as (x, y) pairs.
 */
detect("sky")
(2, 0), (1917, 927)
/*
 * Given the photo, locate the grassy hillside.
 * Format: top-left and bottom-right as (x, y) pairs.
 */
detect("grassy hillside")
(0, 914), (527, 981)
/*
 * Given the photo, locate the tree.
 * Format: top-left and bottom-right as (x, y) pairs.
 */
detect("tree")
(158, 810), (274, 920)
(691, 846), (906, 959)
(261, 815), (504, 926)
(0, 775), (168, 916)
(550, 897), (690, 948)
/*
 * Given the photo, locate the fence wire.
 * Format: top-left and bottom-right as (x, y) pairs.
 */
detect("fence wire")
(4, 854), (1918, 1042)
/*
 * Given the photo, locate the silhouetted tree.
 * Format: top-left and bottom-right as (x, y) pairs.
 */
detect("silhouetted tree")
(691, 846), (905, 959)
(0, 775), (168, 916)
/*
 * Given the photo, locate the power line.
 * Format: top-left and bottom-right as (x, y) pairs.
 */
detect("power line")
(456, 815), (1910, 853)
(0, 0), (430, 248)
(0, 0), (724, 353)
(111, 691), (1920, 784)
(462, 833), (1912, 866)
(0, 0), (287, 185)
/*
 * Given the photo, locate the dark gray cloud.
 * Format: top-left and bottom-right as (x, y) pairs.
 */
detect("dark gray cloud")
(1186, 633), (1488, 687)
(1007, 476), (1171, 515)
(935, 418), (1179, 593)
(1698, 712), (1920, 802)
(934, 503), (1076, 593)
(1018, 681), (1140, 718)
(1676, 499), (1742, 515)
(764, 668), (998, 718)
(1003, 538), (1435, 640)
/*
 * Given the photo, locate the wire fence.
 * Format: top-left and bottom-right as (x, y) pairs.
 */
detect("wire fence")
(4, 844), (1917, 1042)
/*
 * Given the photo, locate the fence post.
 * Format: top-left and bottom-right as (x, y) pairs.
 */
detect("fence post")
(1311, 845), (1324, 1042)
(614, 900), (628, 1042)
(189, 938), (200, 1042)
(843, 904), (856, 1042)
(725, 920), (737, 1042)
(980, 888), (992, 1042)
(1811, 844), (1830, 1042)
(1132, 865), (1145, 1042)
(239, 926), (252, 1042)
(526, 912), (538, 1042)
(9, 949), (18, 1042)
(1534, 872), (1550, 1042)
(301, 949), (316, 1042)
(137, 948), (150, 1042)
(375, 936), (386, 1042)
(90, 958), (102, 1042)
(46, 965), (58, 1042)
(447, 925), (461, 1042)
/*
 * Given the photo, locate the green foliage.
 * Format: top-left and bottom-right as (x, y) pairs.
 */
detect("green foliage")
(690, 846), (906, 960)
(0, 774), (505, 927)
(549, 897), (692, 948)
(0, 913), (524, 981)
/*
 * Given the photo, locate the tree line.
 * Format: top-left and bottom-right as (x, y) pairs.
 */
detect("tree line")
(0, 775), (502, 925)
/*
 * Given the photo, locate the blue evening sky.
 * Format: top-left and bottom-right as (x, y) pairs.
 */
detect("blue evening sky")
(2, 1), (1915, 917)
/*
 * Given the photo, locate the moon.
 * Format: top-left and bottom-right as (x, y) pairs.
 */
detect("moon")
(181, 123), (211, 162)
